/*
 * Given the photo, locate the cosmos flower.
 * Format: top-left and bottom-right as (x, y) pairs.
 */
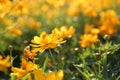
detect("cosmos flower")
(11, 58), (38, 79)
(31, 31), (66, 53)
(11, 67), (27, 79)
(52, 26), (75, 38)
(0, 55), (11, 72)
(99, 25), (117, 36)
(24, 46), (37, 60)
(33, 69), (64, 80)
(100, 10), (119, 27)
(84, 24), (99, 34)
(79, 34), (99, 48)
(99, 10), (119, 36)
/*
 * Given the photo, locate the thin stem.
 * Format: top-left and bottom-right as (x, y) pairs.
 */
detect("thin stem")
(49, 49), (55, 64)
(42, 56), (48, 72)
(74, 65), (90, 80)
(0, 49), (5, 57)
(10, 48), (13, 66)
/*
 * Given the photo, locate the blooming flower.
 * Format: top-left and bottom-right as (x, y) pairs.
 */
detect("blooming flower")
(52, 26), (75, 38)
(33, 69), (64, 80)
(99, 10), (119, 36)
(13, 1), (28, 15)
(59, 26), (75, 38)
(8, 27), (22, 36)
(11, 67), (27, 79)
(11, 58), (38, 79)
(100, 10), (119, 27)
(0, 55), (11, 72)
(79, 34), (99, 48)
(31, 31), (66, 53)
(66, 7), (79, 17)
(99, 25), (117, 36)
(84, 24), (99, 34)
(82, 7), (97, 17)
(24, 46), (37, 60)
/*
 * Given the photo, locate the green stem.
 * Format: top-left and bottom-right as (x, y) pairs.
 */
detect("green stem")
(102, 53), (108, 80)
(42, 56), (48, 72)
(74, 65), (90, 80)
(9, 48), (13, 66)
(49, 49), (55, 64)
(0, 49), (5, 57)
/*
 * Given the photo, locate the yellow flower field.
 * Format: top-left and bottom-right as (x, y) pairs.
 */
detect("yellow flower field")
(0, 0), (120, 80)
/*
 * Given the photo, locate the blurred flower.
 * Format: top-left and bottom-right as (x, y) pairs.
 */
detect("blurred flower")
(79, 34), (99, 48)
(84, 24), (99, 34)
(21, 58), (38, 72)
(0, 0), (10, 5)
(66, 7), (79, 17)
(11, 58), (38, 79)
(0, 55), (11, 72)
(33, 69), (64, 80)
(13, 1), (28, 15)
(66, 0), (87, 17)
(8, 27), (22, 36)
(100, 10), (119, 27)
(99, 25), (117, 36)
(31, 31), (66, 53)
(41, 4), (49, 12)
(47, 12), (53, 19)
(82, 7), (97, 17)
(52, 26), (75, 38)
(33, 69), (45, 80)
(24, 46), (37, 60)
(28, 19), (41, 29)
(11, 67), (27, 79)
(60, 26), (75, 38)
(99, 10), (119, 36)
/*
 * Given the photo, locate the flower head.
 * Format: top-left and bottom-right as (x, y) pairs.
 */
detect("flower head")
(24, 46), (37, 60)
(52, 26), (75, 38)
(11, 58), (38, 79)
(31, 31), (66, 53)
(79, 34), (99, 48)
(33, 69), (64, 80)
(0, 55), (11, 72)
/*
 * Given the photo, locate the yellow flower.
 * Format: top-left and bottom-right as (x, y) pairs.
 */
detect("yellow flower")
(11, 58), (38, 79)
(59, 26), (75, 38)
(33, 69), (45, 80)
(21, 58), (38, 72)
(24, 46), (37, 60)
(0, 55), (10, 72)
(98, 10), (119, 36)
(11, 67), (27, 79)
(0, 0), (10, 5)
(79, 34), (99, 48)
(13, 1), (28, 15)
(41, 4), (49, 12)
(33, 69), (64, 80)
(28, 19), (41, 29)
(52, 26), (75, 38)
(84, 24), (99, 34)
(82, 7), (97, 17)
(8, 27), (22, 36)
(99, 25), (117, 37)
(100, 10), (119, 27)
(55, 70), (64, 80)
(31, 31), (65, 53)
(66, 7), (79, 17)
